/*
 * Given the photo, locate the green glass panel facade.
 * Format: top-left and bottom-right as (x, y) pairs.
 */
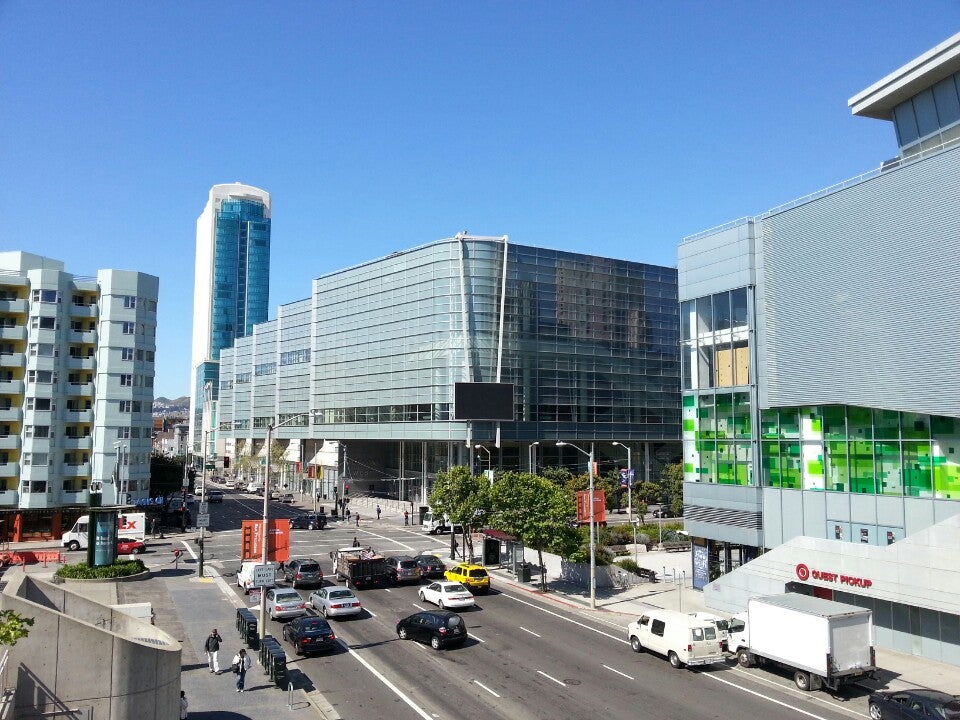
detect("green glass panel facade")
(733, 392), (751, 438)
(903, 442), (933, 497)
(826, 440), (850, 492)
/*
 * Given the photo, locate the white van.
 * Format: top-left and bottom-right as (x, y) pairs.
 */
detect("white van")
(246, 480), (264, 494)
(689, 611), (731, 645)
(237, 560), (278, 595)
(627, 609), (725, 668)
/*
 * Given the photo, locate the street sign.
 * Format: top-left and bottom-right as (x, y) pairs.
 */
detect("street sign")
(252, 564), (275, 588)
(195, 513), (210, 528)
(198, 502), (209, 514)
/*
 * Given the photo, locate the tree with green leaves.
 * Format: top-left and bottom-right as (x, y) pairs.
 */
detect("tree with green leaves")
(661, 463), (684, 517)
(0, 609), (33, 646)
(539, 466), (574, 486)
(428, 465), (491, 562)
(489, 471), (578, 592)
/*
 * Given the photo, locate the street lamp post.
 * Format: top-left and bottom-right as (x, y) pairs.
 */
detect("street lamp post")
(557, 441), (595, 610)
(474, 444), (491, 471)
(528, 441), (540, 474)
(613, 442), (636, 566)
(259, 410), (317, 637)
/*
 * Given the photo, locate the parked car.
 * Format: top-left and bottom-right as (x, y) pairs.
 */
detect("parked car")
(237, 560), (278, 595)
(310, 586), (363, 618)
(868, 689), (960, 720)
(117, 538), (145, 555)
(652, 507), (680, 518)
(396, 610), (467, 650)
(207, 490), (224, 503)
(283, 558), (324, 589)
(290, 512), (327, 530)
(418, 581), (475, 610)
(273, 492), (295, 503)
(264, 587), (307, 620)
(282, 616), (338, 656)
(384, 556), (422, 584)
(444, 563), (490, 593)
(415, 553), (446, 578)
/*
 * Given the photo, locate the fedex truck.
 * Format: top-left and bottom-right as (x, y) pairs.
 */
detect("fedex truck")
(61, 512), (146, 551)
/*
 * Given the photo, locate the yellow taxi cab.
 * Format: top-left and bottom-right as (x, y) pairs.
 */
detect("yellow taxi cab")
(444, 563), (490, 594)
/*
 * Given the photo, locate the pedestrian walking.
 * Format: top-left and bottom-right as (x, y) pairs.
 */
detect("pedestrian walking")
(355, 512), (361, 527)
(150, 517), (158, 538)
(352, 535), (360, 547)
(232, 648), (252, 692)
(180, 691), (188, 720)
(345, 507), (351, 521)
(376, 504), (381, 520)
(403, 509), (409, 526)
(204, 628), (222, 674)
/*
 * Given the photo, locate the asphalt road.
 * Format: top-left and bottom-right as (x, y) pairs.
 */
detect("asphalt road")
(194, 487), (873, 720)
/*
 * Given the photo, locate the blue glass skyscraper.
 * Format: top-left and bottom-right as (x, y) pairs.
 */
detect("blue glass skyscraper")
(190, 183), (271, 455)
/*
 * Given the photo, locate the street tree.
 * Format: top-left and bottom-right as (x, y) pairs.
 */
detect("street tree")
(429, 465), (490, 562)
(0, 609), (33, 646)
(489, 471), (578, 592)
(662, 463), (684, 517)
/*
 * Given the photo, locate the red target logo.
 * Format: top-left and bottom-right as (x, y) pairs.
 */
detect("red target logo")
(795, 563), (810, 581)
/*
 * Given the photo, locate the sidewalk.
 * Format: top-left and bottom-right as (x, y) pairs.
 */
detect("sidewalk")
(11, 537), (328, 720)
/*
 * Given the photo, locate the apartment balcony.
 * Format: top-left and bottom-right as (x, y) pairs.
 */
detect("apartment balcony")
(60, 488), (89, 505)
(0, 352), (24, 368)
(0, 462), (19, 479)
(0, 435), (18, 450)
(64, 409), (93, 423)
(0, 379), (23, 395)
(67, 330), (96, 344)
(67, 355), (96, 371)
(0, 408), (22, 423)
(67, 382), (95, 397)
(19, 492), (53, 510)
(69, 304), (98, 318)
(0, 327), (26, 342)
(62, 436), (92, 450)
(0, 299), (28, 314)
(62, 463), (90, 477)
(0, 490), (18, 506)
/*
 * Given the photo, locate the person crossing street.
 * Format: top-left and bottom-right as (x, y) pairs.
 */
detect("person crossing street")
(204, 628), (222, 674)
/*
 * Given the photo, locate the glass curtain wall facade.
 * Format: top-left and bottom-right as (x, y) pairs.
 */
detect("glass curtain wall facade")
(217, 235), (680, 483)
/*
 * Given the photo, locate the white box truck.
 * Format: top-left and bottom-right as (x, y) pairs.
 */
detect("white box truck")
(728, 593), (876, 692)
(61, 512), (146, 551)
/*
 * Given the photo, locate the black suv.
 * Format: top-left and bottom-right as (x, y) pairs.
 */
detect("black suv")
(396, 610), (467, 650)
(416, 553), (445, 579)
(290, 512), (327, 530)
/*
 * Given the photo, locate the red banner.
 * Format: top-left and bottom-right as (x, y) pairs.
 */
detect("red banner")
(240, 519), (290, 562)
(575, 489), (606, 525)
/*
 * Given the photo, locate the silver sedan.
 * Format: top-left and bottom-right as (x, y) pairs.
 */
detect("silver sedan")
(309, 586), (363, 618)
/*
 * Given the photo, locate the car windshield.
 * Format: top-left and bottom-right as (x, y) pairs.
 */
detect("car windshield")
(444, 584), (467, 593)
(299, 618), (331, 632)
(328, 590), (354, 599)
(298, 563), (320, 572)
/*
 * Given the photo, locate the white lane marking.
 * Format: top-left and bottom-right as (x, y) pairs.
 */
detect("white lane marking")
(344, 642), (434, 719)
(468, 633), (486, 643)
(473, 680), (501, 697)
(602, 664), (634, 680)
(365, 609), (377, 618)
(355, 529), (418, 551)
(502, 592), (628, 644)
(537, 670), (566, 686)
(701, 672), (835, 720)
(519, 626), (541, 638)
(725, 666), (867, 717)
(412, 603), (427, 611)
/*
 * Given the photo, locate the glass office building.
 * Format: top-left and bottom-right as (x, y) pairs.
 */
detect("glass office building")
(189, 184), (271, 456)
(679, 34), (960, 666)
(217, 235), (680, 499)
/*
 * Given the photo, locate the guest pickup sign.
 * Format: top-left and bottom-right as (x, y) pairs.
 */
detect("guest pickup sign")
(240, 519), (291, 563)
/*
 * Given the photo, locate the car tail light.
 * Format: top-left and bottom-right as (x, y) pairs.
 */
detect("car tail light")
(303, 637), (312, 643)
(296, 573), (302, 579)
(275, 605), (283, 611)
(298, 602), (306, 609)
(687, 644), (693, 652)
(439, 627), (448, 635)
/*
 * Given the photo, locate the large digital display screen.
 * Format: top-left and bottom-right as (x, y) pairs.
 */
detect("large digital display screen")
(454, 383), (514, 421)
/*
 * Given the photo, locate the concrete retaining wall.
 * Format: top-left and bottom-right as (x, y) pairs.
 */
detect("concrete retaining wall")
(0, 570), (181, 720)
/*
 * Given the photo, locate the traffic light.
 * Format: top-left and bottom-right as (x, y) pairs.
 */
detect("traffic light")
(344, 484), (350, 495)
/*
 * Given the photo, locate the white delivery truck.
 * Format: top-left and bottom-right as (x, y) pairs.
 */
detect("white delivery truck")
(728, 593), (876, 692)
(61, 512), (147, 551)
(422, 508), (463, 535)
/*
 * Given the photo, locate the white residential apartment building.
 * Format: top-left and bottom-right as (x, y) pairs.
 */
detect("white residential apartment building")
(0, 251), (158, 541)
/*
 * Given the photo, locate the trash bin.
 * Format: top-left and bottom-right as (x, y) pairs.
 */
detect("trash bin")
(268, 645), (287, 686)
(259, 637), (280, 672)
(243, 615), (259, 651)
(236, 607), (246, 633)
(517, 562), (531, 583)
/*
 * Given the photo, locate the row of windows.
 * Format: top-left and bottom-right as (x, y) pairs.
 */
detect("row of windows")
(255, 363), (276, 376)
(117, 401), (146, 413)
(119, 295), (157, 311)
(121, 321), (155, 336)
(280, 349), (310, 365)
(118, 374), (153, 387)
(894, 70), (960, 148)
(120, 347), (155, 362)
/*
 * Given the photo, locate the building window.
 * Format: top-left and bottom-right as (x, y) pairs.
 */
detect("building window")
(123, 296), (137, 309)
(253, 416), (273, 429)
(255, 362), (276, 376)
(28, 369), (56, 384)
(119, 400), (132, 413)
(121, 347), (134, 361)
(236, 372), (252, 384)
(145, 350), (154, 362)
(119, 374), (133, 387)
(32, 316), (57, 330)
(32, 289), (59, 303)
(26, 426), (51, 438)
(122, 321), (135, 335)
(280, 349), (311, 365)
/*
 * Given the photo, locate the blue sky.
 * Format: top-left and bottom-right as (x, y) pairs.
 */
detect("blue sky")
(1, 2), (956, 399)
